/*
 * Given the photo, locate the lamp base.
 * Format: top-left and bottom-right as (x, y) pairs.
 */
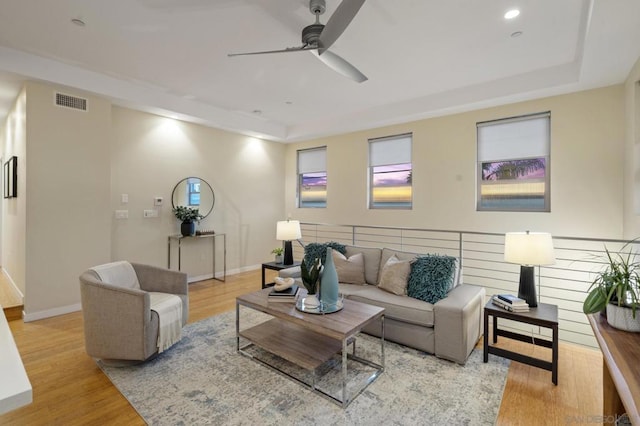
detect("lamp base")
(517, 265), (537, 307)
(283, 241), (294, 265)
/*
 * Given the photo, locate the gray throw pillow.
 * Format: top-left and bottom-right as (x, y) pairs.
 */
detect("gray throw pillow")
(333, 251), (366, 285)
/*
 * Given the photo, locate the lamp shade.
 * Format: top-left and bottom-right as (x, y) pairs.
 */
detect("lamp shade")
(276, 220), (301, 241)
(504, 232), (556, 266)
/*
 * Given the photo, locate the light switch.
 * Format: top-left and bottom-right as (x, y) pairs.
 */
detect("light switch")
(121, 194), (128, 204)
(143, 209), (158, 218)
(115, 210), (128, 219)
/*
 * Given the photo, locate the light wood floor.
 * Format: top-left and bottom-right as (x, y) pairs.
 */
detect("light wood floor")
(0, 269), (603, 425)
(0, 272), (23, 321)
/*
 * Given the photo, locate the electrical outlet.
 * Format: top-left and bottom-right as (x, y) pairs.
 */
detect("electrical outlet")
(121, 194), (128, 204)
(143, 209), (158, 218)
(115, 210), (128, 219)
(154, 196), (163, 206)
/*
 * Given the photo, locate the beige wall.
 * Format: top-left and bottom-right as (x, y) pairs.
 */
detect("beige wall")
(1, 83), (286, 319)
(623, 56), (640, 239)
(110, 107), (285, 278)
(23, 81), (112, 319)
(286, 85), (625, 240)
(1, 88), (27, 296)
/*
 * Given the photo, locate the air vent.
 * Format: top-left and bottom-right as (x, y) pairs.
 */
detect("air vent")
(55, 93), (87, 111)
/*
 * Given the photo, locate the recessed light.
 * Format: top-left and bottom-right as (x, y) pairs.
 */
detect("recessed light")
(511, 31), (523, 38)
(71, 18), (86, 27)
(285, 101), (293, 105)
(504, 9), (520, 19)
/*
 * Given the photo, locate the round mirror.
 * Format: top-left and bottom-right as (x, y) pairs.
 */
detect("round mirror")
(171, 177), (215, 218)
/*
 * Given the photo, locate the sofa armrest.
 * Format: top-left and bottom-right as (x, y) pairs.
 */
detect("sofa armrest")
(278, 266), (302, 279)
(132, 263), (188, 296)
(79, 274), (153, 359)
(433, 284), (486, 364)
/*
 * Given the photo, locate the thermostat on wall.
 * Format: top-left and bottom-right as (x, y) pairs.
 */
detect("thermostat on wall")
(154, 196), (163, 206)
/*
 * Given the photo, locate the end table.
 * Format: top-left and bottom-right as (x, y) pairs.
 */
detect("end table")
(483, 300), (559, 385)
(261, 261), (301, 289)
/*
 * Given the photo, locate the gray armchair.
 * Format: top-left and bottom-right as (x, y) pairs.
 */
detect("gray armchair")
(79, 261), (188, 363)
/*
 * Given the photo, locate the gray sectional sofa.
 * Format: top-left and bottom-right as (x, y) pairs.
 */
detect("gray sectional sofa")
(279, 245), (485, 364)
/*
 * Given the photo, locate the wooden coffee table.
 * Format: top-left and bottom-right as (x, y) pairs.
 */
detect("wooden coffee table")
(236, 288), (385, 408)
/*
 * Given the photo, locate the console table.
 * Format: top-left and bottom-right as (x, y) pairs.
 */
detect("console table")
(167, 233), (226, 282)
(587, 313), (640, 425)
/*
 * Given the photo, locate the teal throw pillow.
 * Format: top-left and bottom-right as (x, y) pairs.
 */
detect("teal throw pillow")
(303, 242), (347, 268)
(407, 255), (457, 304)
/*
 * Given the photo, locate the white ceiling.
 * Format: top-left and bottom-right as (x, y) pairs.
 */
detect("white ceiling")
(0, 0), (639, 142)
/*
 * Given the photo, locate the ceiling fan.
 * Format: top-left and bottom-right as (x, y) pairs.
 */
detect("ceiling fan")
(228, 0), (367, 83)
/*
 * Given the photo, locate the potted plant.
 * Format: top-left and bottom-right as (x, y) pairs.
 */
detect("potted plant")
(271, 247), (284, 264)
(173, 206), (203, 237)
(300, 257), (322, 308)
(583, 242), (640, 332)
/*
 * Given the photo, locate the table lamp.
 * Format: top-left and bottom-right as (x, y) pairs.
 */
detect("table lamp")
(504, 231), (556, 307)
(276, 220), (302, 265)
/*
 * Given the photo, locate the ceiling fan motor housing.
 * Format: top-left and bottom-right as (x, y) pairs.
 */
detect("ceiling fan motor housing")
(302, 24), (324, 46)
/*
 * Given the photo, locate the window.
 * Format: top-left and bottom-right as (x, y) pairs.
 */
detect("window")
(297, 147), (327, 208)
(477, 112), (550, 212)
(369, 134), (412, 209)
(187, 179), (200, 206)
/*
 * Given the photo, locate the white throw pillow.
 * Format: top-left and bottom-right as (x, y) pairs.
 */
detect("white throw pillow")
(378, 255), (412, 296)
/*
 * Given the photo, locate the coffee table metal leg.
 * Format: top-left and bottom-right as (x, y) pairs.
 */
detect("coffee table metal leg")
(235, 302), (240, 352)
(381, 315), (385, 368)
(342, 339), (348, 408)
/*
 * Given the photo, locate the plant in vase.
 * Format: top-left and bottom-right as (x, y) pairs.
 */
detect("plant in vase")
(301, 257), (322, 308)
(583, 241), (640, 331)
(271, 247), (284, 264)
(173, 206), (204, 237)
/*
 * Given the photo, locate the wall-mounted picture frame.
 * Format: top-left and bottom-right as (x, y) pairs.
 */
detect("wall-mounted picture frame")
(4, 156), (17, 198)
(3, 160), (8, 199)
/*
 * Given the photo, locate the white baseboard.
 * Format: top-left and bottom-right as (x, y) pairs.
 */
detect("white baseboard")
(1, 268), (24, 304)
(23, 303), (82, 323)
(187, 264), (261, 283)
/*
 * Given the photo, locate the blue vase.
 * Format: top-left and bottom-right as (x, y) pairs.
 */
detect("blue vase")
(320, 247), (339, 308)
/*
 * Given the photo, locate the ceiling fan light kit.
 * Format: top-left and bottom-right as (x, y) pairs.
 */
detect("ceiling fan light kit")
(228, 0), (367, 83)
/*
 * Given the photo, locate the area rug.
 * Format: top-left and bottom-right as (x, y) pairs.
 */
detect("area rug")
(99, 309), (509, 425)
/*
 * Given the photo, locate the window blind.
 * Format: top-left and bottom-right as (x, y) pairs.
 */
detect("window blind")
(369, 134), (412, 166)
(477, 113), (550, 161)
(298, 147), (326, 174)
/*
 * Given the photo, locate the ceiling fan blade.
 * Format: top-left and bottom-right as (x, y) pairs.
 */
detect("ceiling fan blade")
(318, 0), (366, 54)
(228, 46), (315, 57)
(310, 50), (367, 83)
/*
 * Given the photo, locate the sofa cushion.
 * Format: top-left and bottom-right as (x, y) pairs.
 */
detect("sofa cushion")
(378, 255), (412, 296)
(407, 255), (457, 304)
(345, 245), (382, 285)
(338, 283), (371, 297)
(348, 287), (435, 327)
(332, 251), (366, 285)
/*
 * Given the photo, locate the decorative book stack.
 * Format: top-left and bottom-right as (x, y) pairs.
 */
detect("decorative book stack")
(492, 294), (530, 312)
(268, 284), (300, 302)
